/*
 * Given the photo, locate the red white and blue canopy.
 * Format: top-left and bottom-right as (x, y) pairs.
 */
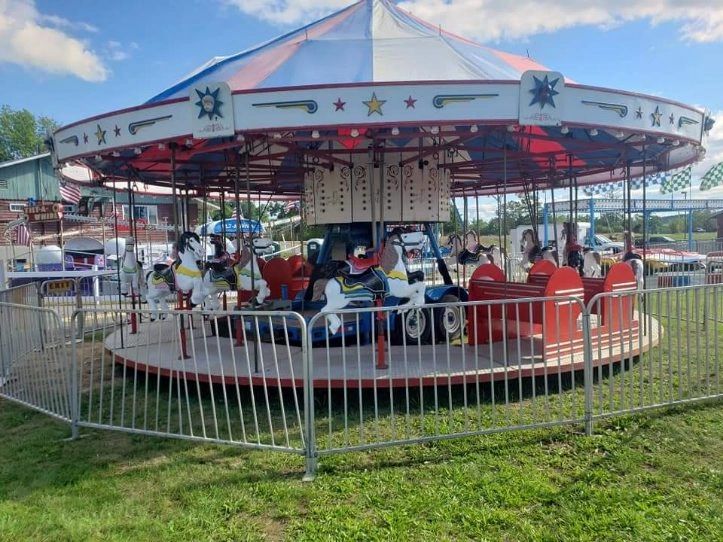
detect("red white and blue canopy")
(52, 0), (713, 196)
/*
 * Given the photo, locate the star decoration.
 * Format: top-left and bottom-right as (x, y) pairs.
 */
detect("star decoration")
(669, 113), (675, 125)
(194, 86), (223, 120)
(650, 106), (662, 127)
(635, 107), (643, 119)
(83, 133), (88, 144)
(113, 125), (121, 137)
(404, 95), (417, 109)
(94, 124), (106, 145)
(528, 75), (560, 109)
(363, 92), (386, 116)
(333, 98), (346, 111)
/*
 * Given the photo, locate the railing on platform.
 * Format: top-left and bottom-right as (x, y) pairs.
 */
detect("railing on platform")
(0, 283), (720, 479)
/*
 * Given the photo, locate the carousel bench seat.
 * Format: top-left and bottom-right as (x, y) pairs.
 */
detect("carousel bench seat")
(468, 264), (584, 347)
(527, 262), (637, 330)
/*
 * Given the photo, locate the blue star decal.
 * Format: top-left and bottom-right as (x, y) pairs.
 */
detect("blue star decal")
(529, 75), (560, 109)
(194, 86), (224, 121)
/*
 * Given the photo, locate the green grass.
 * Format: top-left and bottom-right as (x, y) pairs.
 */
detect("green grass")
(0, 398), (721, 541)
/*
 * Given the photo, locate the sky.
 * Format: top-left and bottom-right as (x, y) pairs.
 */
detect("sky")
(1, 0), (722, 215)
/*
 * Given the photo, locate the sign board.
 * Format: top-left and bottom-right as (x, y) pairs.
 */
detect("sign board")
(190, 81), (235, 139)
(519, 70), (565, 126)
(25, 203), (63, 223)
(46, 279), (75, 295)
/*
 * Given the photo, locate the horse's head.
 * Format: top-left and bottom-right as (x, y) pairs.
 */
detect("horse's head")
(521, 229), (536, 252)
(178, 231), (203, 261)
(251, 237), (273, 255)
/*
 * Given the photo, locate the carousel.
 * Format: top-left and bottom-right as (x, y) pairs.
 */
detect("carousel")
(50, 0), (713, 388)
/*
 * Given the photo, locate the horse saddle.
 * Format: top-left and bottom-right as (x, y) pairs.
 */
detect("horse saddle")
(457, 248), (481, 265)
(347, 254), (379, 273)
(149, 264), (175, 289)
(205, 261), (227, 274)
(208, 266), (236, 288)
(407, 270), (424, 284)
(337, 267), (387, 296)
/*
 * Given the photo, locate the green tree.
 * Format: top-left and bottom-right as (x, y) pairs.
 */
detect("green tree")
(0, 105), (59, 161)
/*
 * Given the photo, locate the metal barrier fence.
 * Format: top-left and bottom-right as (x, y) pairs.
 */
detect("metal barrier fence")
(0, 284), (721, 479)
(70, 307), (307, 455)
(0, 302), (71, 422)
(0, 282), (41, 307)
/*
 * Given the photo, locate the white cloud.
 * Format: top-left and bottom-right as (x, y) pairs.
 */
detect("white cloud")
(105, 40), (138, 62)
(0, 0), (107, 81)
(226, 0), (723, 44)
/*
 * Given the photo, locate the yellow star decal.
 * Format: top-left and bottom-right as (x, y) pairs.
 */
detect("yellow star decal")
(363, 92), (386, 116)
(650, 106), (662, 127)
(94, 124), (107, 145)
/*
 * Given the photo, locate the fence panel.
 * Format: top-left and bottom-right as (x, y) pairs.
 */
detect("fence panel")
(0, 302), (72, 421)
(586, 284), (723, 421)
(72, 306), (307, 454)
(0, 282), (41, 307)
(306, 296), (587, 464)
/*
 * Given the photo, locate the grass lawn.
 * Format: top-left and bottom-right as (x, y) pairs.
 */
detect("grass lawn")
(0, 397), (720, 541)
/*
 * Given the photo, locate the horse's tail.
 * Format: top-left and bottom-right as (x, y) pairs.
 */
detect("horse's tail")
(311, 279), (329, 302)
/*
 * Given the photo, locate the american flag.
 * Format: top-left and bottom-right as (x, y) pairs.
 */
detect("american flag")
(59, 180), (81, 204)
(15, 223), (31, 246)
(283, 200), (300, 212)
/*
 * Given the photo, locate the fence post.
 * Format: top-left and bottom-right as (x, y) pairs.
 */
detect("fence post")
(303, 319), (317, 481)
(69, 312), (80, 439)
(581, 307), (594, 436)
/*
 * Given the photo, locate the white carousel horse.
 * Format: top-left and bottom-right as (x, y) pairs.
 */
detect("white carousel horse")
(582, 248), (602, 278)
(119, 237), (146, 298)
(144, 231), (205, 315)
(520, 228), (557, 270)
(199, 238), (271, 310)
(447, 232), (505, 269)
(312, 231), (427, 335)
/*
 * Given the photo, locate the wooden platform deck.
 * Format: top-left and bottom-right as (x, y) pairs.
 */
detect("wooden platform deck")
(104, 315), (661, 389)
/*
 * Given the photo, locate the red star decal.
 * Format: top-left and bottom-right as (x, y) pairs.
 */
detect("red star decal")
(404, 96), (417, 109)
(83, 133), (88, 144)
(333, 98), (346, 111)
(114, 125), (121, 137)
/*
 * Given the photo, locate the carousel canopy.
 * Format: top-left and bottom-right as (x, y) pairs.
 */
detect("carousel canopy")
(148, 0), (547, 102)
(52, 0), (713, 201)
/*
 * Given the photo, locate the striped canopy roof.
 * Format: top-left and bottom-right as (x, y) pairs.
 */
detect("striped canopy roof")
(149, 0), (548, 102)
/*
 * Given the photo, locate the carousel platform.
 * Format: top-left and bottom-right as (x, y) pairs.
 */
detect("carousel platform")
(104, 314), (661, 389)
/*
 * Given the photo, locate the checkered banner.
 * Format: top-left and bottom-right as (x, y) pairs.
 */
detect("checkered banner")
(660, 166), (692, 194)
(699, 162), (723, 191)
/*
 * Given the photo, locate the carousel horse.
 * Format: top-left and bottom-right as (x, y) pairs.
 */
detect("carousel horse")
(520, 228), (557, 269)
(119, 237), (146, 299)
(447, 232), (504, 268)
(311, 231), (427, 335)
(561, 222), (584, 275)
(199, 239), (271, 310)
(582, 248), (602, 278)
(144, 231), (205, 316)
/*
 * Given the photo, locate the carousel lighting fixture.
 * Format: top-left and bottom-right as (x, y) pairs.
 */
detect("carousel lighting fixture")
(657, 136), (665, 144)
(560, 126), (569, 135)
(185, 138), (193, 147)
(615, 131), (625, 139)
(589, 128), (598, 136)
(430, 126), (440, 134)
(158, 143), (166, 150)
(272, 132), (282, 139)
(236, 134), (245, 142)
(134, 147), (142, 155)
(672, 139), (680, 146)
(507, 124), (517, 132)
(94, 155), (102, 161)
(391, 127), (400, 136)
(111, 151), (120, 157)
(311, 130), (320, 139)
(350, 128), (359, 137)
(470, 125), (478, 133)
